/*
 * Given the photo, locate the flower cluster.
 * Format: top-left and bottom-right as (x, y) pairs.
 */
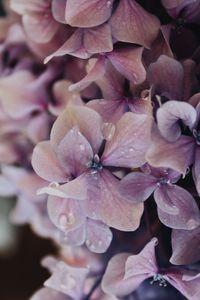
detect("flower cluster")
(1, 0), (200, 299)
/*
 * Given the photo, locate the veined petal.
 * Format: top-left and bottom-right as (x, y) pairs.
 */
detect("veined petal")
(102, 112), (152, 168)
(52, 0), (66, 24)
(50, 105), (104, 154)
(65, 0), (114, 28)
(170, 227), (200, 265)
(120, 172), (157, 203)
(109, 0), (160, 48)
(32, 141), (68, 183)
(108, 47), (146, 84)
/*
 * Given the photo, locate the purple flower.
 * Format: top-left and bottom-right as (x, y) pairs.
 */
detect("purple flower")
(102, 238), (200, 299)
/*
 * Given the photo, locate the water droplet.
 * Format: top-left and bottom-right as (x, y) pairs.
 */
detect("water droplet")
(98, 240), (102, 247)
(49, 182), (59, 188)
(59, 213), (75, 230)
(79, 144), (85, 151)
(129, 147), (134, 152)
(106, 0), (112, 7)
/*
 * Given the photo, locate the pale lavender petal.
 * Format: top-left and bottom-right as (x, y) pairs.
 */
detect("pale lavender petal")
(44, 261), (89, 299)
(32, 141), (68, 183)
(86, 219), (112, 253)
(60, 224), (86, 247)
(56, 126), (93, 177)
(47, 194), (86, 233)
(108, 47), (146, 84)
(109, 0), (160, 48)
(84, 24), (113, 54)
(147, 55), (184, 100)
(85, 170), (144, 231)
(124, 238), (158, 279)
(155, 185), (200, 229)
(52, 0), (66, 23)
(157, 101), (197, 142)
(146, 127), (195, 175)
(193, 147), (200, 196)
(119, 172), (157, 203)
(65, 0), (113, 28)
(170, 226), (200, 265)
(50, 105), (104, 154)
(87, 99), (125, 123)
(102, 112), (152, 168)
(102, 253), (135, 297)
(68, 57), (106, 92)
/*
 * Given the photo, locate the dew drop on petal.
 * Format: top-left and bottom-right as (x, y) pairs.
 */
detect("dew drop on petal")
(79, 144), (85, 151)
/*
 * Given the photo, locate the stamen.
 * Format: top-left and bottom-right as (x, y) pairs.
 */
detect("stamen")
(150, 273), (167, 287)
(89, 154), (103, 174)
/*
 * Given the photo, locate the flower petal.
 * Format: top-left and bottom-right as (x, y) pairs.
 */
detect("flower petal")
(146, 127), (195, 175)
(120, 172), (157, 203)
(157, 100), (197, 142)
(50, 105), (104, 154)
(86, 219), (112, 253)
(32, 141), (68, 183)
(65, 0), (113, 28)
(44, 261), (89, 299)
(52, 0), (66, 23)
(30, 288), (67, 300)
(102, 112), (152, 168)
(155, 185), (200, 229)
(147, 55), (184, 100)
(107, 47), (146, 84)
(60, 224), (86, 247)
(47, 194), (86, 232)
(109, 0), (160, 48)
(170, 226), (200, 265)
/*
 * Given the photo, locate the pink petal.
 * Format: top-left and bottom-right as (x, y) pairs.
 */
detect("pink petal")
(146, 127), (195, 175)
(170, 226), (200, 265)
(84, 24), (113, 54)
(65, 0), (114, 28)
(120, 172), (157, 203)
(47, 194), (86, 232)
(50, 105), (104, 154)
(109, 0), (160, 48)
(124, 238), (158, 279)
(44, 29), (82, 64)
(102, 112), (152, 168)
(44, 261), (89, 299)
(26, 112), (50, 144)
(68, 57), (106, 92)
(87, 99), (125, 123)
(10, 0), (50, 14)
(107, 47), (146, 84)
(193, 147), (200, 196)
(86, 219), (112, 253)
(102, 253), (134, 297)
(147, 55), (184, 100)
(85, 169), (144, 231)
(52, 0), (66, 23)
(32, 141), (68, 183)
(56, 126), (93, 177)
(23, 13), (59, 43)
(155, 185), (200, 229)
(157, 100), (197, 142)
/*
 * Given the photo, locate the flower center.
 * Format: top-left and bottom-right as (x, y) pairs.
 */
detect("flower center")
(150, 273), (167, 287)
(89, 154), (103, 174)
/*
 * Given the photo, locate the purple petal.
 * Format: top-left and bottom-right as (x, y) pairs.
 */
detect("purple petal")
(44, 261), (89, 299)
(84, 24), (113, 54)
(60, 224), (86, 247)
(146, 127), (195, 175)
(87, 99), (125, 123)
(155, 185), (200, 229)
(147, 55), (184, 100)
(124, 238), (158, 279)
(68, 57), (106, 92)
(193, 147), (200, 196)
(170, 226), (200, 265)
(65, 0), (113, 28)
(102, 112), (152, 168)
(32, 141), (68, 183)
(120, 172), (157, 203)
(50, 105), (104, 154)
(47, 194), (87, 233)
(30, 288), (67, 300)
(102, 253), (135, 297)
(86, 219), (112, 253)
(56, 126), (93, 177)
(107, 47), (146, 84)
(109, 0), (160, 48)
(157, 100), (197, 142)
(85, 169), (144, 231)
(52, 0), (66, 23)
